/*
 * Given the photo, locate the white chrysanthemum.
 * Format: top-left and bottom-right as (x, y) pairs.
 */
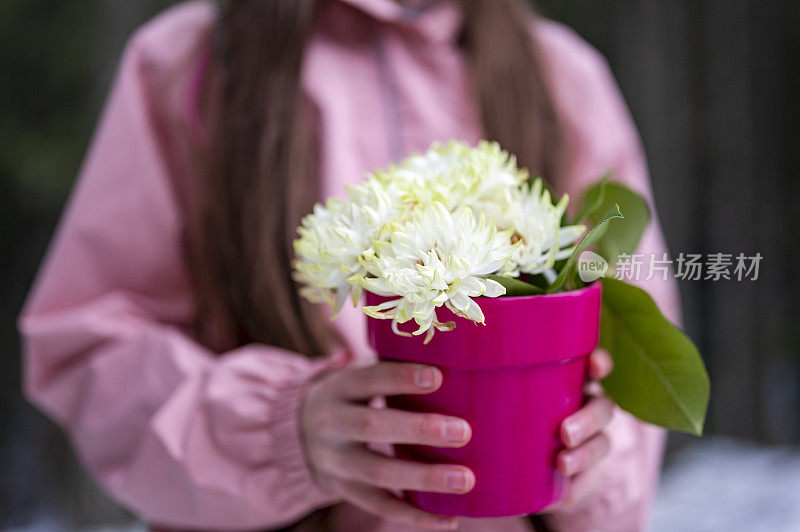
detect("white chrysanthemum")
(495, 178), (585, 281)
(294, 141), (586, 338)
(293, 179), (400, 314)
(375, 140), (528, 214)
(353, 202), (519, 343)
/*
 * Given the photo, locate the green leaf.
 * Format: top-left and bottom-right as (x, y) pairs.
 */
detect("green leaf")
(547, 204), (624, 293)
(590, 183), (650, 263)
(485, 274), (543, 296)
(572, 172), (610, 224)
(599, 277), (710, 435)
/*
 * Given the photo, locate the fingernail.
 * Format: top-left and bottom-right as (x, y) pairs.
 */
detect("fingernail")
(444, 419), (468, 442)
(564, 421), (581, 446)
(561, 453), (576, 475)
(416, 367), (437, 388)
(446, 471), (468, 491)
(599, 356), (611, 375)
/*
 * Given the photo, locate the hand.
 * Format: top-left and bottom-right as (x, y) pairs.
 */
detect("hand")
(301, 362), (473, 530)
(547, 348), (616, 512)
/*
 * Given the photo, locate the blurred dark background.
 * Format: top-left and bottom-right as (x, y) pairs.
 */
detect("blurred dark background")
(2, 0), (798, 529)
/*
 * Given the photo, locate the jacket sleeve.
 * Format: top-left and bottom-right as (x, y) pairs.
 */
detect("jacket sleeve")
(538, 21), (682, 532)
(18, 27), (336, 531)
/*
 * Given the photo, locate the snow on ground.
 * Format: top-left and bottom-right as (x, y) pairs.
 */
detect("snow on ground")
(651, 438), (800, 532)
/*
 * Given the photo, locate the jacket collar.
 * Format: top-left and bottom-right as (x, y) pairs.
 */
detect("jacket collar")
(336, 0), (463, 43)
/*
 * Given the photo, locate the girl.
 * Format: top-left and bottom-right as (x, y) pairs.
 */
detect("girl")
(20, 0), (680, 530)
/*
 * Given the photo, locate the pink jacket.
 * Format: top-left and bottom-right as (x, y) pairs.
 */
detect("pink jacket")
(20, 1), (681, 531)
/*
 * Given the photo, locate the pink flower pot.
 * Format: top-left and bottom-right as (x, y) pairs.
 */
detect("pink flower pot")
(365, 282), (602, 518)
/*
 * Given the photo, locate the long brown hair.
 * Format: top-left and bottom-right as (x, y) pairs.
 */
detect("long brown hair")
(192, 0), (565, 357)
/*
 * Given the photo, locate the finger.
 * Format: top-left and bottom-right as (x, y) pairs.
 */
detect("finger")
(549, 462), (606, 512)
(334, 478), (458, 530)
(583, 379), (604, 397)
(332, 447), (475, 494)
(588, 348), (613, 380)
(561, 396), (615, 448)
(331, 362), (442, 400)
(556, 432), (610, 476)
(330, 348), (355, 369)
(333, 406), (471, 447)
